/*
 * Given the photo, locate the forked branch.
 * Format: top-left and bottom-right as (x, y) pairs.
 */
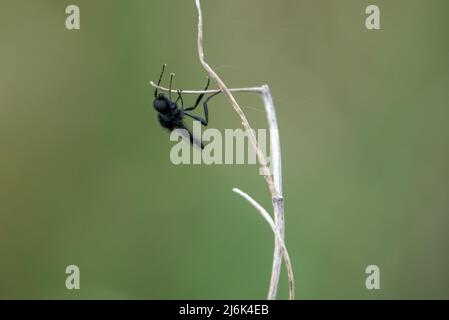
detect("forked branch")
(150, 0), (294, 300)
(194, 0), (291, 300)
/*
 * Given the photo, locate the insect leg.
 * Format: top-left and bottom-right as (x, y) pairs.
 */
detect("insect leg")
(185, 90), (221, 126)
(184, 77), (210, 111)
(184, 112), (207, 126)
(168, 73), (175, 102)
(201, 90), (220, 125)
(175, 89), (184, 109)
(154, 64), (166, 97)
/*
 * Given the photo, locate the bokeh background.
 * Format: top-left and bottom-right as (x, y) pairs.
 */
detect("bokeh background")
(1, 0), (448, 299)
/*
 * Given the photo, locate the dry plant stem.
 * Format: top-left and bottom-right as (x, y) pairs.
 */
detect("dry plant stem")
(194, 0), (275, 195)
(259, 85), (285, 300)
(148, 0), (292, 299)
(233, 188), (294, 300)
(149, 81), (264, 94)
(194, 0), (290, 300)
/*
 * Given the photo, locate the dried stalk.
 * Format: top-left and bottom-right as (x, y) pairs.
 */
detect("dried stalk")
(233, 188), (294, 300)
(148, 82), (264, 94)
(194, 0), (290, 300)
(150, 0), (294, 300)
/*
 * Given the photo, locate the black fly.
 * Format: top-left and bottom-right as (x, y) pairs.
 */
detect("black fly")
(153, 64), (220, 149)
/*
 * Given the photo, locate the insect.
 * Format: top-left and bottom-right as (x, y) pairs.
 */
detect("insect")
(153, 64), (220, 149)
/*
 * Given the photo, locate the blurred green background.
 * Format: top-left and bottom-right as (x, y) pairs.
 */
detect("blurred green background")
(1, 0), (448, 299)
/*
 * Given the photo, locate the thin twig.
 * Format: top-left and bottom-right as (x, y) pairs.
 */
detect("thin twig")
(260, 85), (285, 300)
(194, 0), (276, 196)
(194, 0), (291, 300)
(233, 188), (294, 300)
(149, 81), (263, 94)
